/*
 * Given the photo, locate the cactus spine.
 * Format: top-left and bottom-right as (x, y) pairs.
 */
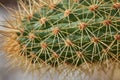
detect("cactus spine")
(0, 0), (120, 79)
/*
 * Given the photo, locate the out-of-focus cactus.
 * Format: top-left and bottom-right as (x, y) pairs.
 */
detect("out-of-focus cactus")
(0, 0), (120, 79)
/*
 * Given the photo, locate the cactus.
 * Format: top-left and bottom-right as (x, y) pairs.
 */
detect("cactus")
(0, 0), (120, 79)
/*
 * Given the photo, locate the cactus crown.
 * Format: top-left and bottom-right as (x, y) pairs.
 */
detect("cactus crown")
(1, 0), (120, 74)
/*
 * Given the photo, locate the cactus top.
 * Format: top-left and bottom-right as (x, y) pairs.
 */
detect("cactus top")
(2, 0), (120, 69)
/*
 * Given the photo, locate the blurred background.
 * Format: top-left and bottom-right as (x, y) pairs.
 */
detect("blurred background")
(0, 0), (17, 6)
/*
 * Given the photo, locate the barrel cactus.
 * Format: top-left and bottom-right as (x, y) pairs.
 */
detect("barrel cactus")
(0, 0), (120, 79)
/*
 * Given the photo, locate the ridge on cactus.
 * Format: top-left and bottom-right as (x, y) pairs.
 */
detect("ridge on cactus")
(0, 0), (120, 79)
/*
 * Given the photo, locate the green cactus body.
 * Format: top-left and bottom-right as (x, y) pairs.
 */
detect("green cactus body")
(1, 0), (120, 71)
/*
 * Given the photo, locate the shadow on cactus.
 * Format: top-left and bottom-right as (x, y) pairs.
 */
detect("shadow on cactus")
(0, 0), (120, 79)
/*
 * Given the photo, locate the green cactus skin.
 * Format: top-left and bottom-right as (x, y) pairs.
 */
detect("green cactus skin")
(1, 0), (120, 71)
